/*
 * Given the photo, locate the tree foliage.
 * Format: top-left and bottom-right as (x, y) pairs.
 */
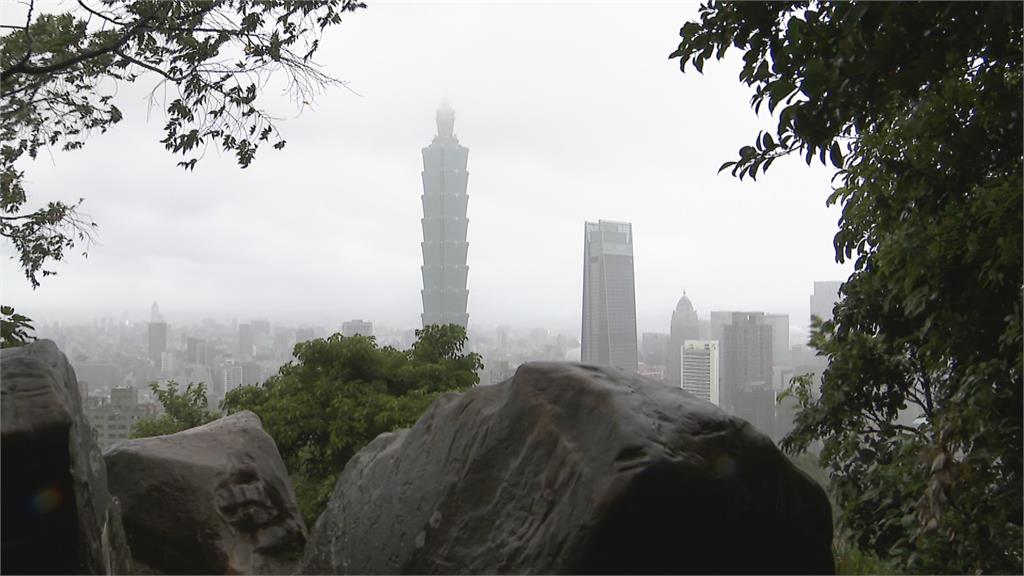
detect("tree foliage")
(672, 2), (1022, 573)
(131, 380), (220, 438)
(0, 305), (36, 348)
(222, 324), (483, 523)
(1, 0), (364, 288)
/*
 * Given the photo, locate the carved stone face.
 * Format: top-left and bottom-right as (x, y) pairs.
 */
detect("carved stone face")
(213, 465), (304, 574)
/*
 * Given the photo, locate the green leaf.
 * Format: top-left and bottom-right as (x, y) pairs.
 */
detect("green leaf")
(830, 141), (844, 168)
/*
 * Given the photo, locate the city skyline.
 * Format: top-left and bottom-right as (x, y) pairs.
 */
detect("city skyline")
(1, 2), (852, 333)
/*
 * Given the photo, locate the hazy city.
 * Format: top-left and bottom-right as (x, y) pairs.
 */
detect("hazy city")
(2, 2), (1019, 575)
(3, 1), (850, 444)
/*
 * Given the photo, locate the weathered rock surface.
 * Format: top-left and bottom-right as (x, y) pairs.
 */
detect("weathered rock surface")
(105, 411), (307, 574)
(302, 362), (834, 574)
(1, 340), (133, 574)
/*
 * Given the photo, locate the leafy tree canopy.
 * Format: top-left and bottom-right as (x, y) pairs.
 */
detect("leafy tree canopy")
(1, 0), (364, 288)
(222, 324), (483, 523)
(672, 2), (1021, 573)
(131, 380), (221, 438)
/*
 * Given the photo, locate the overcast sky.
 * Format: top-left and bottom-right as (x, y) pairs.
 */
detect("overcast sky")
(3, 1), (851, 336)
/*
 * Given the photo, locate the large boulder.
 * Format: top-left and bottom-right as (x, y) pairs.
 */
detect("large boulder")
(302, 362), (834, 574)
(1, 340), (133, 574)
(104, 411), (307, 574)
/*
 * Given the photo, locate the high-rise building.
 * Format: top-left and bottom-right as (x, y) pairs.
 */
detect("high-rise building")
(186, 337), (208, 365)
(721, 313), (773, 392)
(720, 312), (774, 429)
(581, 220), (638, 372)
(159, 350), (178, 373)
(147, 322), (167, 366)
(295, 328), (317, 345)
(238, 323), (254, 359)
(341, 319), (373, 337)
(709, 310), (734, 345)
(83, 387), (159, 451)
(251, 319), (271, 335)
(640, 332), (669, 367)
(241, 362), (261, 387)
(221, 364), (244, 395)
(681, 340), (720, 405)
(420, 102), (470, 328)
(110, 386), (138, 409)
(666, 293), (701, 387)
(150, 301), (163, 324)
(764, 313), (790, 366)
(810, 281), (843, 324)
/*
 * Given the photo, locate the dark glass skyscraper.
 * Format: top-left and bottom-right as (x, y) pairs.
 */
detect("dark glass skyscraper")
(420, 103), (470, 328)
(581, 220), (638, 372)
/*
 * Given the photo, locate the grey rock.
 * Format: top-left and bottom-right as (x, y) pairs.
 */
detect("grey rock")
(105, 411), (307, 574)
(301, 362), (833, 574)
(1, 340), (133, 574)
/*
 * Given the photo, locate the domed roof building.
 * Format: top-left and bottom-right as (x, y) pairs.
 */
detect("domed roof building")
(666, 292), (701, 388)
(671, 294), (698, 329)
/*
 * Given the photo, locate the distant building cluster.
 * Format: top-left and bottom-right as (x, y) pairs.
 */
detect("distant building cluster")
(39, 305), (415, 451)
(634, 287), (840, 441)
(82, 386), (158, 451)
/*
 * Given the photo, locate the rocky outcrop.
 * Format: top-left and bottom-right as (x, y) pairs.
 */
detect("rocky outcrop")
(105, 411), (307, 574)
(1, 340), (133, 574)
(301, 362), (834, 574)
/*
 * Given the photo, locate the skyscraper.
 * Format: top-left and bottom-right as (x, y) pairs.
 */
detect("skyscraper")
(238, 323), (254, 360)
(147, 302), (166, 366)
(581, 220), (638, 372)
(186, 337), (207, 366)
(720, 312), (774, 431)
(146, 323), (166, 365)
(681, 340), (720, 405)
(666, 293), (701, 387)
(810, 281), (843, 324)
(764, 313), (790, 367)
(420, 102), (470, 328)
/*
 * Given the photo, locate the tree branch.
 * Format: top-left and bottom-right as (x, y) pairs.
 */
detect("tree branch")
(4, 0), (35, 80)
(113, 48), (186, 82)
(77, 0), (128, 27)
(2, 8), (156, 81)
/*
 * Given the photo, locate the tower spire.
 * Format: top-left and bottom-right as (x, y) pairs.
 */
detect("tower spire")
(436, 100), (455, 139)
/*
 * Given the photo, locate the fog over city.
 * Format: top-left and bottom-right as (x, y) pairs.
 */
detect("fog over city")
(5, 3), (1019, 573)
(3, 1), (850, 337)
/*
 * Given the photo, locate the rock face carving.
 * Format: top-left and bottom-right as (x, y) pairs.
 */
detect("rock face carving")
(104, 411), (306, 574)
(1, 340), (133, 574)
(301, 362), (834, 574)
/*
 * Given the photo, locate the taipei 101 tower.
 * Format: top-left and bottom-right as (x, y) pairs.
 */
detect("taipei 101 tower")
(419, 102), (470, 328)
